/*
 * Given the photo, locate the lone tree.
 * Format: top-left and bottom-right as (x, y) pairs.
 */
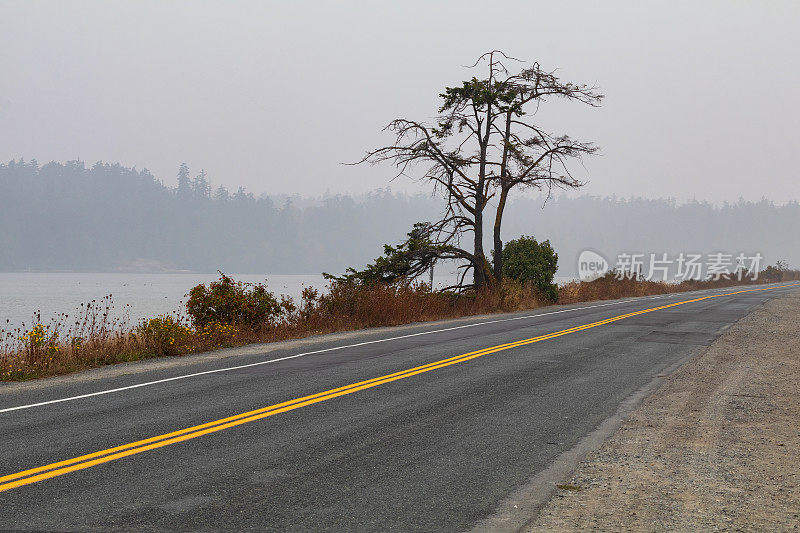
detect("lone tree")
(356, 51), (602, 290)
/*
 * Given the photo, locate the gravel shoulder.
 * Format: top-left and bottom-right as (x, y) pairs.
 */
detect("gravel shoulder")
(528, 290), (800, 532)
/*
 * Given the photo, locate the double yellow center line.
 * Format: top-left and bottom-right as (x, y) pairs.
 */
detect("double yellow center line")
(1, 284), (795, 493)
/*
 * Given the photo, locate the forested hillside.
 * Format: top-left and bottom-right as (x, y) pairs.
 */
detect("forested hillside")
(2, 159), (798, 275)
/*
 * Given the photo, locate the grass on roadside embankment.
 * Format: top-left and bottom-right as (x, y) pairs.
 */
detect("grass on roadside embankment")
(3, 269), (799, 381)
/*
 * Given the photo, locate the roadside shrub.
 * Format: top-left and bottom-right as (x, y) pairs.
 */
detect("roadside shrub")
(197, 321), (239, 349)
(137, 315), (193, 356)
(498, 236), (559, 301)
(186, 273), (282, 329)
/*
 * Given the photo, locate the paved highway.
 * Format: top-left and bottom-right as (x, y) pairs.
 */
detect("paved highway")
(1, 283), (797, 532)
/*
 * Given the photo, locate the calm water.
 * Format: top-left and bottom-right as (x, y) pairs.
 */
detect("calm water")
(0, 272), (573, 331)
(0, 273), (328, 330)
(0, 272), (466, 330)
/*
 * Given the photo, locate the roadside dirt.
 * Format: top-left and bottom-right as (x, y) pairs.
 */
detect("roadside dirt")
(528, 291), (800, 532)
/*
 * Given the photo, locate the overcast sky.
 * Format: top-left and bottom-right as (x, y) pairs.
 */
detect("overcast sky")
(1, 1), (798, 202)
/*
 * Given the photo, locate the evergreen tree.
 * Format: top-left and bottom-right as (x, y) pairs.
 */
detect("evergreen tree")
(177, 163), (191, 197)
(192, 169), (211, 198)
(213, 185), (229, 202)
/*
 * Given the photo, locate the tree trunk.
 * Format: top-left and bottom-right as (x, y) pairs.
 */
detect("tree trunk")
(493, 108), (513, 285)
(473, 208), (487, 289)
(493, 187), (510, 282)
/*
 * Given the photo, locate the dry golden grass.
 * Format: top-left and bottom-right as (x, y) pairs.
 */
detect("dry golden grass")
(3, 269), (798, 381)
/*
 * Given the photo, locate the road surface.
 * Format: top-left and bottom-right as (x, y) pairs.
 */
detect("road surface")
(1, 283), (797, 532)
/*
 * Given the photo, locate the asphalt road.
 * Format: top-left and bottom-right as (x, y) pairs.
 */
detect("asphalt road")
(1, 283), (797, 532)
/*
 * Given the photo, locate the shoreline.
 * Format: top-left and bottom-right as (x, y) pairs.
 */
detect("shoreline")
(2, 275), (797, 382)
(1, 281), (790, 387)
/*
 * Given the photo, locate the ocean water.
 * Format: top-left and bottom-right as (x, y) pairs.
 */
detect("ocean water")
(0, 272), (466, 330)
(0, 273), (329, 330)
(0, 272), (574, 331)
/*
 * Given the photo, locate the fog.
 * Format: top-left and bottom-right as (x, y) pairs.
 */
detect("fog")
(2, 160), (797, 276)
(2, 1), (799, 202)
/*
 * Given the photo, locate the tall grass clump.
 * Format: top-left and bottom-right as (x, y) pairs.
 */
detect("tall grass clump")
(1, 296), (138, 380)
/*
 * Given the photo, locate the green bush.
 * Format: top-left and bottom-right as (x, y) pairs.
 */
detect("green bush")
(498, 236), (559, 301)
(186, 273), (282, 329)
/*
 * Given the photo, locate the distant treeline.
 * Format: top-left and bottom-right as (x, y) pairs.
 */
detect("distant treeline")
(2, 159), (798, 275)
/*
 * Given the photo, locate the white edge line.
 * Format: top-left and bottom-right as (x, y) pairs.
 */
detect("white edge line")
(0, 284), (781, 414)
